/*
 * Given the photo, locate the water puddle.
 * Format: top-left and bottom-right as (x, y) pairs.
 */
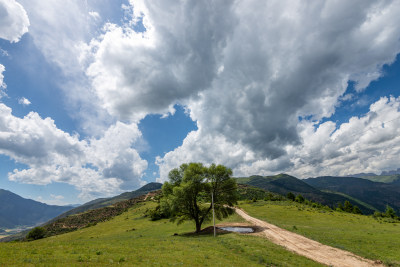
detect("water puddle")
(219, 227), (254, 233)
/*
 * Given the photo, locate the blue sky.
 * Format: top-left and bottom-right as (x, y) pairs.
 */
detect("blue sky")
(1, 0), (400, 205)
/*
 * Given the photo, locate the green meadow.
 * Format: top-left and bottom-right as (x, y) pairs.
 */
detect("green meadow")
(241, 200), (400, 266)
(0, 201), (322, 266)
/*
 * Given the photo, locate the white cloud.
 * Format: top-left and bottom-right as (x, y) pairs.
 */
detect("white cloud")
(85, 0), (236, 121)
(3, 0), (400, 188)
(158, 97), (400, 180)
(152, 0), (400, 180)
(50, 194), (64, 200)
(289, 96), (400, 177)
(88, 11), (100, 21)
(0, 64), (6, 98)
(18, 97), (30, 106)
(0, 0), (29, 42)
(0, 103), (147, 201)
(17, 0), (88, 73)
(15, 0), (114, 135)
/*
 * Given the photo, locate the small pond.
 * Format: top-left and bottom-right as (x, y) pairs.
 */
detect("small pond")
(219, 227), (254, 233)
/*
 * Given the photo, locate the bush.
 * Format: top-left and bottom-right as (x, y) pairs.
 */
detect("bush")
(385, 205), (397, 218)
(295, 194), (304, 203)
(26, 227), (46, 241)
(286, 192), (295, 201)
(353, 206), (362, 215)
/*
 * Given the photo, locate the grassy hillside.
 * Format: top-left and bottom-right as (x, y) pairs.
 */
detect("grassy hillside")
(305, 176), (400, 213)
(52, 182), (162, 220)
(241, 200), (400, 266)
(237, 174), (374, 214)
(0, 201), (322, 266)
(359, 174), (400, 184)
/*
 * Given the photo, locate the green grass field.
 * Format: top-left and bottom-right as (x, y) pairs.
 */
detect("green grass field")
(241, 200), (400, 266)
(0, 201), (323, 266)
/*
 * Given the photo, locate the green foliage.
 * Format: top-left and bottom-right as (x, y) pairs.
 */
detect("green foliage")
(160, 163), (238, 232)
(237, 184), (282, 201)
(336, 201), (363, 215)
(353, 206), (362, 215)
(295, 194), (305, 203)
(26, 227), (46, 241)
(385, 205), (397, 218)
(343, 201), (353, 212)
(373, 206), (400, 223)
(287, 192), (295, 201)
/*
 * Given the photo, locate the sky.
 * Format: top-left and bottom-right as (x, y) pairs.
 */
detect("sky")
(0, 0), (400, 206)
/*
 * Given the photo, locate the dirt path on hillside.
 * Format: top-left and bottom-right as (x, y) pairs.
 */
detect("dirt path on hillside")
(235, 208), (384, 267)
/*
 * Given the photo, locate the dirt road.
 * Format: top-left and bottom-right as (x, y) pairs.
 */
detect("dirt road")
(235, 208), (384, 267)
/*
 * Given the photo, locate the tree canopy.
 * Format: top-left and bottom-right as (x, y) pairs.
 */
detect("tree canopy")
(160, 163), (238, 233)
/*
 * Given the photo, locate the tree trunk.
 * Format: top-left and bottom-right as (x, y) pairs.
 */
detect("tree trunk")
(195, 220), (201, 233)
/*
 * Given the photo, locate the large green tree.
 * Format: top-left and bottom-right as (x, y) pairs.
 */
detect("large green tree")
(161, 163), (238, 233)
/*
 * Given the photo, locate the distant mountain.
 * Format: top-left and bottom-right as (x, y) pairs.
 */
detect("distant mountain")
(381, 168), (400, 176)
(344, 173), (377, 178)
(236, 174), (374, 214)
(304, 176), (400, 214)
(355, 174), (400, 184)
(52, 182), (162, 220)
(0, 189), (73, 229)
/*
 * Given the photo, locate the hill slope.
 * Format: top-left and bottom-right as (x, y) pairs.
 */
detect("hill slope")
(358, 174), (400, 184)
(51, 182), (162, 220)
(0, 201), (323, 266)
(304, 176), (400, 213)
(237, 174), (374, 214)
(0, 189), (72, 229)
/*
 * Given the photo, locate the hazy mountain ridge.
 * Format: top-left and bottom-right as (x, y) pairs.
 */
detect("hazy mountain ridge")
(237, 174), (380, 214)
(304, 176), (400, 214)
(0, 189), (73, 229)
(50, 182), (163, 221)
(0, 182), (163, 242)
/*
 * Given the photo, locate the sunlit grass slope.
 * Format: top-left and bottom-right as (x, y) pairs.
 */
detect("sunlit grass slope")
(0, 201), (322, 266)
(241, 200), (400, 266)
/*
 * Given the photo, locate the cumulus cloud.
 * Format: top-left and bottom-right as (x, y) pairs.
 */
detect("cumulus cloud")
(158, 97), (400, 180)
(0, 0), (29, 42)
(0, 103), (147, 201)
(16, 0), (114, 135)
(18, 97), (30, 105)
(151, 1), (400, 180)
(289, 96), (400, 177)
(4, 0), (400, 188)
(85, 0), (237, 121)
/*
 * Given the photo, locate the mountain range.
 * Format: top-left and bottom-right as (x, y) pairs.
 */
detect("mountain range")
(2, 171), (400, 233)
(0, 189), (73, 229)
(304, 176), (400, 214)
(236, 173), (400, 214)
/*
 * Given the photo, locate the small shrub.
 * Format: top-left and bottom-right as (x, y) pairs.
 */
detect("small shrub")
(286, 192), (295, 201)
(353, 206), (362, 215)
(26, 227), (46, 241)
(385, 205), (397, 218)
(295, 194), (304, 203)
